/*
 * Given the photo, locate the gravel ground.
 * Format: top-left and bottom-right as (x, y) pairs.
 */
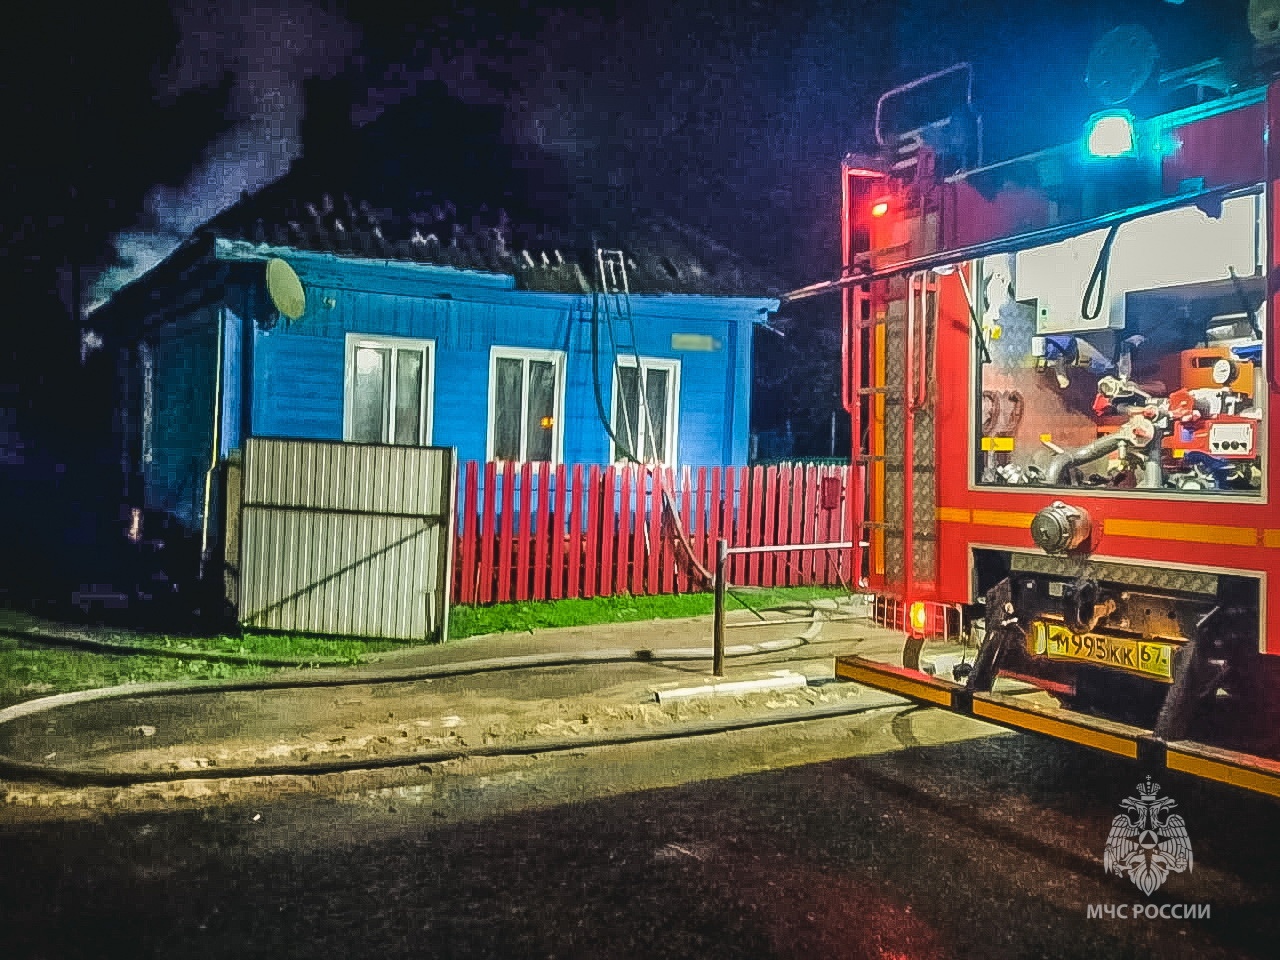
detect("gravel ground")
(0, 608), (921, 812)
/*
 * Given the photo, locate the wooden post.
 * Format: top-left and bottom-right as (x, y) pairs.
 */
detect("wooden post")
(713, 538), (728, 677)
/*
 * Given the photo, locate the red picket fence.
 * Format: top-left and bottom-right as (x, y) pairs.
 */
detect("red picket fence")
(452, 461), (856, 604)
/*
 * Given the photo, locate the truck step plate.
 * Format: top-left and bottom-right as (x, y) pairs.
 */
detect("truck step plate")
(970, 690), (1145, 759)
(834, 655), (1280, 801)
(834, 655), (962, 708)
(1165, 740), (1280, 799)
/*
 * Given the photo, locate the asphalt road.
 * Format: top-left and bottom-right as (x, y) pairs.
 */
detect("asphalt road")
(2, 715), (1277, 959)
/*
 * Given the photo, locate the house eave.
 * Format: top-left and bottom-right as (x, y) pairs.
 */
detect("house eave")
(87, 233), (225, 339)
(213, 237), (518, 291)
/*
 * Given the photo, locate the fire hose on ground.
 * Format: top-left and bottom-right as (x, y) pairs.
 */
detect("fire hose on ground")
(0, 600), (893, 788)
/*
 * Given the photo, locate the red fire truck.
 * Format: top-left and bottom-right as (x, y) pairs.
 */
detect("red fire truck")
(803, 51), (1280, 798)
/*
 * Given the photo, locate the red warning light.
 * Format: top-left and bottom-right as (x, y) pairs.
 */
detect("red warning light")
(870, 200), (890, 218)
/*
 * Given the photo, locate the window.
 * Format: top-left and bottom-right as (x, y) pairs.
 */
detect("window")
(612, 356), (680, 464)
(344, 335), (435, 445)
(971, 192), (1265, 498)
(488, 347), (566, 463)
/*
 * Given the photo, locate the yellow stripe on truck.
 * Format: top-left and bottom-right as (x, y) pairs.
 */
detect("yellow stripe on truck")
(834, 658), (955, 708)
(970, 697), (1139, 758)
(945, 512), (1258, 546)
(1103, 518), (1257, 547)
(971, 509), (1037, 529)
(1166, 746), (1280, 799)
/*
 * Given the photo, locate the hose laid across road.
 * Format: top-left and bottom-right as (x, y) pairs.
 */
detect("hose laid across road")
(0, 628), (822, 723)
(0, 607), (873, 787)
(3, 600), (864, 668)
(0, 697), (915, 788)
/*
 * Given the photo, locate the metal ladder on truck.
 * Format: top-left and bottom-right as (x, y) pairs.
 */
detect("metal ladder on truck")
(846, 271), (940, 652)
(843, 62), (970, 640)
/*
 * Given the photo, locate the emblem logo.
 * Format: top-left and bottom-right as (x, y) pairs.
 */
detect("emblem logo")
(1104, 776), (1193, 895)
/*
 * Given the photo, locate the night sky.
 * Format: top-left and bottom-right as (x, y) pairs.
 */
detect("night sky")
(0, 0), (1255, 463)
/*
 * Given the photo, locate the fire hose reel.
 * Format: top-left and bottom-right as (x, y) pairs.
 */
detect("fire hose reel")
(1030, 500), (1093, 555)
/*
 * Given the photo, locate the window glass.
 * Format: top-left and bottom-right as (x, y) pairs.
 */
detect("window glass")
(393, 349), (424, 445)
(490, 350), (564, 462)
(972, 195), (1265, 496)
(644, 368), (669, 461)
(493, 356), (524, 461)
(616, 365), (642, 459)
(139, 343), (154, 469)
(526, 359), (556, 463)
(352, 346), (389, 443)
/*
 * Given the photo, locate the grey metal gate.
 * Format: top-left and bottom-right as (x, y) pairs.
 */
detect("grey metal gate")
(235, 438), (456, 641)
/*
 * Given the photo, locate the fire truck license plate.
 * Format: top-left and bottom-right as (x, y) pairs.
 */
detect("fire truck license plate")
(1031, 621), (1175, 682)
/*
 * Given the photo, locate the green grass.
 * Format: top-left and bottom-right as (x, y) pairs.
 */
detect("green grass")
(447, 585), (852, 639)
(0, 634), (273, 708)
(98, 630), (404, 664)
(0, 585), (853, 707)
(0, 610), (404, 709)
(0, 610), (403, 665)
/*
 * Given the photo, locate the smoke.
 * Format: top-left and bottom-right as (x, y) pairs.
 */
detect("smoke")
(89, 0), (358, 312)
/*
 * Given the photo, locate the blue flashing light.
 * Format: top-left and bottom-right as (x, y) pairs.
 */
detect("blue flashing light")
(1085, 110), (1136, 158)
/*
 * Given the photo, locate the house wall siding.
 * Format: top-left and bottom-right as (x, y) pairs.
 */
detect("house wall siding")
(233, 256), (766, 467)
(252, 329), (345, 439)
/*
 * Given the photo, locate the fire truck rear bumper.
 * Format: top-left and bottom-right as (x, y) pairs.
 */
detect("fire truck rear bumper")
(835, 655), (1280, 800)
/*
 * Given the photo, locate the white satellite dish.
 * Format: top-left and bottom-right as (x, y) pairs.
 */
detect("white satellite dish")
(265, 257), (306, 320)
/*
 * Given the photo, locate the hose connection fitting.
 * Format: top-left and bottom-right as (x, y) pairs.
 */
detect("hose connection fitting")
(1030, 500), (1093, 555)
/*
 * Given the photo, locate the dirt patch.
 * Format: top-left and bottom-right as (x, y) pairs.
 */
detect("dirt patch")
(30, 665), (865, 774)
(0, 617), (931, 817)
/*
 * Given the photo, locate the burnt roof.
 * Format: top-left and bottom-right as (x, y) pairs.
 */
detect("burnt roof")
(202, 188), (777, 296)
(193, 80), (781, 297)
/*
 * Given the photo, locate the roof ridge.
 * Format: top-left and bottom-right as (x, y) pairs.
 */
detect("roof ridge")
(196, 185), (780, 296)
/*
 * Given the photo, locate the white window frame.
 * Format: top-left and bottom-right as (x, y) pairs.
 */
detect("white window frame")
(486, 346), (567, 464)
(611, 355), (680, 464)
(343, 333), (436, 445)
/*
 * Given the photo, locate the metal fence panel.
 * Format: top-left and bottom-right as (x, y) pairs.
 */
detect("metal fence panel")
(238, 439), (455, 641)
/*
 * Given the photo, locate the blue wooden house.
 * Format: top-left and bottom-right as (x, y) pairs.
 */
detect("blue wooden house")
(90, 200), (778, 596)
(87, 85), (779, 599)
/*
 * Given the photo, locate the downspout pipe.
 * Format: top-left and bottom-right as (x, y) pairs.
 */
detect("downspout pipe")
(198, 307), (225, 582)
